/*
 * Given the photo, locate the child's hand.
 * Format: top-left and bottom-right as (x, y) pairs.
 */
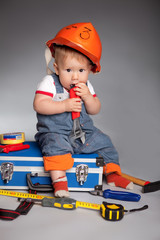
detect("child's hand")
(74, 83), (91, 101)
(64, 98), (82, 112)
(72, 83), (101, 115)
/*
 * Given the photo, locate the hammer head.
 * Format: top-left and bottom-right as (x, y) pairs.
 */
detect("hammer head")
(143, 180), (160, 193)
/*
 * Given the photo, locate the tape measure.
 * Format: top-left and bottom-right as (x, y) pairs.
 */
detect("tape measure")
(0, 132), (25, 144)
(100, 202), (124, 221)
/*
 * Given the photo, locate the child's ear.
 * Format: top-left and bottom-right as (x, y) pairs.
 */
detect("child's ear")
(53, 63), (59, 75)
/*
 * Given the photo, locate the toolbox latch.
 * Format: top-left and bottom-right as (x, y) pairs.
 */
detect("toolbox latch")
(76, 164), (88, 185)
(96, 157), (105, 167)
(1, 162), (14, 183)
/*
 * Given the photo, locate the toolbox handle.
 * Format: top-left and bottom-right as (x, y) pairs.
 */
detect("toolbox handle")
(27, 173), (53, 192)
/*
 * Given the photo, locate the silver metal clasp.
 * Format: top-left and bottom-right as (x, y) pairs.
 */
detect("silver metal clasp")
(1, 162), (14, 183)
(76, 164), (88, 185)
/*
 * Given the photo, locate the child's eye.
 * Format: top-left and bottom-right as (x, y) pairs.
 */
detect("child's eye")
(66, 69), (71, 72)
(79, 69), (84, 72)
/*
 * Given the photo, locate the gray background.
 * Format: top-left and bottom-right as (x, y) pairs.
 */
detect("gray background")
(0, 1), (160, 239)
(1, 0), (160, 180)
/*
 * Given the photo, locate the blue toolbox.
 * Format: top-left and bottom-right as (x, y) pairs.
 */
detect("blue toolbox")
(0, 142), (104, 192)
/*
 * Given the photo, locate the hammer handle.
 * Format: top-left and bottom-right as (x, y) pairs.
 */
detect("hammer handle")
(121, 173), (148, 186)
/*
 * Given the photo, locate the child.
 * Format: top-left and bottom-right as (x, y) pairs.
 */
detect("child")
(33, 22), (133, 197)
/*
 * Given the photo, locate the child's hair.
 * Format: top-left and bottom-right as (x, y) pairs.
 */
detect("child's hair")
(54, 44), (94, 67)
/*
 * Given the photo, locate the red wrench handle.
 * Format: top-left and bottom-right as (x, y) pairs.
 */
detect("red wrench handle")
(69, 86), (80, 120)
(0, 143), (30, 153)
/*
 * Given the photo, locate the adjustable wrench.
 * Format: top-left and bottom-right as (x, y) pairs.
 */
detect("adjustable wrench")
(69, 84), (85, 144)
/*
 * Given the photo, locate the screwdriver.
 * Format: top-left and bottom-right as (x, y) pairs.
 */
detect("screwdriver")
(90, 189), (141, 202)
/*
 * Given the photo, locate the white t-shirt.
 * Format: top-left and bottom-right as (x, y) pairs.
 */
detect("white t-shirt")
(35, 75), (97, 101)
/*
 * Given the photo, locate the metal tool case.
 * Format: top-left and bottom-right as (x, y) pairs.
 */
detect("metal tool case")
(0, 141), (104, 191)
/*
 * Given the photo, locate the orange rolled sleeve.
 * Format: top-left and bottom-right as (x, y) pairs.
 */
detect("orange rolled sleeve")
(43, 153), (74, 171)
(103, 163), (121, 176)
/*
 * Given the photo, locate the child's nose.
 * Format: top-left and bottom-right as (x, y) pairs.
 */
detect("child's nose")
(72, 71), (78, 80)
(72, 72), (79, 83)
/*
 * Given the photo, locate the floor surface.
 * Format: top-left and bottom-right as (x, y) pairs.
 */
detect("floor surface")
(0, 181), (160, 240)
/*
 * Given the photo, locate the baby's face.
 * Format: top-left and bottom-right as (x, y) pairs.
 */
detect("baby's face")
(54, 53), (91, 90)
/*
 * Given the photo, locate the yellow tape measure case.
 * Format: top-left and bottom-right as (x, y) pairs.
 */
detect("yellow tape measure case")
(100, 202), (125, 221)
(0, 141), (104, 192)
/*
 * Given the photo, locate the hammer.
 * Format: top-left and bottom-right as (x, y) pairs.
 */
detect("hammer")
(122, 173), (160, 193)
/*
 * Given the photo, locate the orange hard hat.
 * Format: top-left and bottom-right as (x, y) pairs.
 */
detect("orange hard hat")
(46, 22), (102, 73)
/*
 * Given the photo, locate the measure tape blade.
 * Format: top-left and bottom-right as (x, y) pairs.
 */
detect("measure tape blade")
(0, 189), (53, 201)
(76, 201), (100, 210)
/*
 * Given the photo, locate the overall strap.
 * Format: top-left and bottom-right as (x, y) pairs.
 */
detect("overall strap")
(51, 73), (69, 102)
(52, 73), (64, 94)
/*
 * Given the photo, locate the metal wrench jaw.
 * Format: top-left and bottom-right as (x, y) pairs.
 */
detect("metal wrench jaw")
(70, 130), (86, 144)
(70, 118), (86, 144)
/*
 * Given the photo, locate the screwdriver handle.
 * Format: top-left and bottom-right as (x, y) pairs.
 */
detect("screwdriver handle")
(42, 197), (77, 210)
(103, 189), (141, 202)
(70, 85), (80, 120)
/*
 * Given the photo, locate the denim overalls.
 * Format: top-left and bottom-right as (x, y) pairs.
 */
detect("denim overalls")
(35, 74), (119, 167)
